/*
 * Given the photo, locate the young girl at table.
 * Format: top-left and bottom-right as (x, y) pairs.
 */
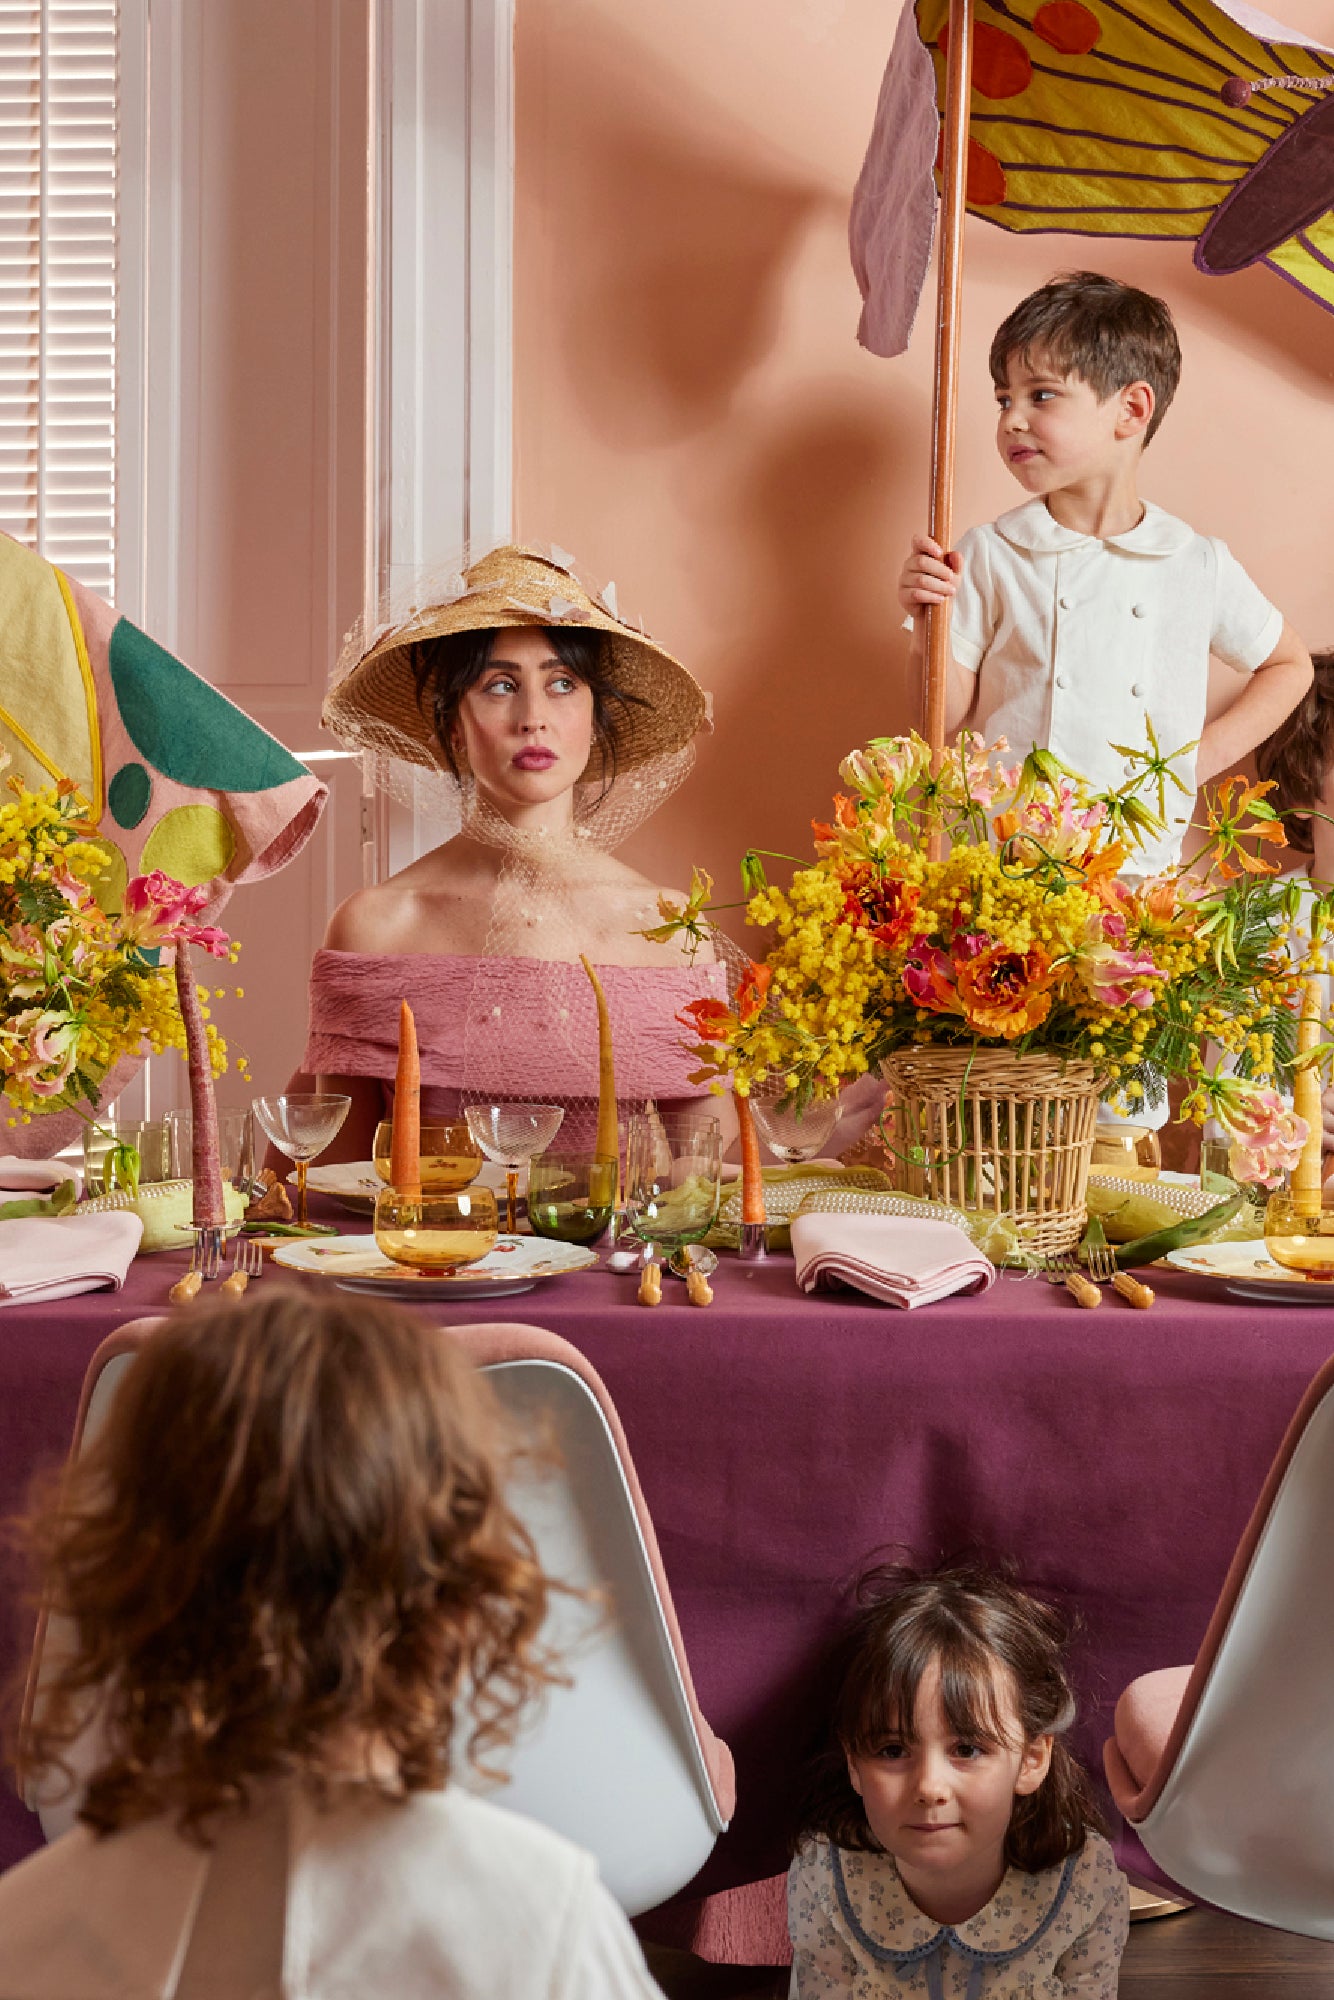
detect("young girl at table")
(788, 1564), (1129, 1998)
(0, 1290), (662, 1999)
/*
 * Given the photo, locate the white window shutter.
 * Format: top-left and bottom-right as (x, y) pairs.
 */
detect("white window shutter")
(0, 0), (118, 599)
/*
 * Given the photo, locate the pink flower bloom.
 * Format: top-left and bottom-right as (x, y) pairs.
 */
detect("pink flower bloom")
(1210, 1076), (1308, 1189)
(122, 872), (231, 959)
(1076, 911), (1160, 1010)
(902, 940), (963, 1014)
(5, 1007), (79, 1097)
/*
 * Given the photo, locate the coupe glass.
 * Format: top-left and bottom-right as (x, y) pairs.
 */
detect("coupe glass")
(1265, 1185), (1334, 1281)
(251, 1093), (351, 1226)
(464, 1103), (564, 1232)
(624, 1112), (722, 1262)
(372, 1120), (482, 1192)
(749, 1085), (839, 1165)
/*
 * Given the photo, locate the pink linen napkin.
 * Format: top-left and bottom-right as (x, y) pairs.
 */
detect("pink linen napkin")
(0, 1156), (80, 1197)
(0, 1211), (143, 1306)
(790, 1212), (995, 1310)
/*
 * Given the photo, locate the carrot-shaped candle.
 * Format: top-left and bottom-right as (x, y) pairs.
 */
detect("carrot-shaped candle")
(580, 954), (621, 1207)
(391, 999), (422, 1197)
(735, 1088), (767, 1260)
(174, 944), (225, 1232)
(1292, 976), (1324, 1218)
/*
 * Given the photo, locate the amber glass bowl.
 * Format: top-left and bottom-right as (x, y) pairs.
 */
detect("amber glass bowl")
(1088, 1124), (1162, 1181)
(1264, 1186), (1334, 1282)
(372, 1121), (483, 1193)
(373, 1186), (499, 1275)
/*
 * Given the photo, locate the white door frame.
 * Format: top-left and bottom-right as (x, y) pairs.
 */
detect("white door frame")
(366, 0), (515, 880)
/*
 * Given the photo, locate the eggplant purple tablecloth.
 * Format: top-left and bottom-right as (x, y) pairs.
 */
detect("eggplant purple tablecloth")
(2, 1215), (1332, 1923)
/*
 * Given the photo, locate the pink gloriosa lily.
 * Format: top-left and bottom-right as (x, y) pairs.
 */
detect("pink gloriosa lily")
(122, 872), (231, 958)
(1076, 911), (1160, 1010)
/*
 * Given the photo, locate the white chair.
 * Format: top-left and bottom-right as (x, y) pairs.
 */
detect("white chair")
(447, 1321), (733, 1915)
(18, 1314), (733, 1917)
(1104, 1349), (1334, 1938)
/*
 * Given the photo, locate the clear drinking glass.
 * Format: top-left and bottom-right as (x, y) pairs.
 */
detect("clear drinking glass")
(464, 1103), (565, 1233)
(166, 1108), (256, 1191)
(251, 1093), (352, 1226)
(749, 1086), (839, 1165)
(624, 1112), (722, 1261)
(82, 1116), (171, 1195)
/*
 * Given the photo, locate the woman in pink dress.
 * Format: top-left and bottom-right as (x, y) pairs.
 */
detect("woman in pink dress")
(304, 543), (727, 1160)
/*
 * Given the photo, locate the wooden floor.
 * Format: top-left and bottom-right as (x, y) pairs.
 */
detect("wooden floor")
(646, 1906), (1334, 1996)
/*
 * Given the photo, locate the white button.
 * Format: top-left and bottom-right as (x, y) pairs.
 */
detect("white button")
(1131, 603), (1147, 618)
(1059, 595), (1074, 610)
(1130, 682), (1144, 697)
(1055, 674), (1069, 690)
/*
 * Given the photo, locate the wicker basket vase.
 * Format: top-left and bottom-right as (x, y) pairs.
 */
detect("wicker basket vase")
(879, 1047), (1106, 1255)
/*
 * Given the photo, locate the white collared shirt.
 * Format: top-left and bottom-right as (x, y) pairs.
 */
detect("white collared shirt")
(788, 1831), (1128, 1998)
(949, 498), (1283, 876)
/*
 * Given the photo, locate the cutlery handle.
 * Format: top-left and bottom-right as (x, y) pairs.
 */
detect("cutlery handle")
(1112, 1270), (1155, 1309)
(1065, 1271), (1102, 1309)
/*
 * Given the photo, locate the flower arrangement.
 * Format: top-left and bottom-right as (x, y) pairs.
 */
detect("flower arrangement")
(656, 730), (1330, 1188)
(0, 775), (239, 1148)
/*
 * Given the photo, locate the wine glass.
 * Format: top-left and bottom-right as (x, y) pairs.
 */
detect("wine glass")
(464, 1103), (565, 1233)
(624, 1111), (722, 1264)
(749, 1085), (839, 1165)
(251, 1093), (351, 1227)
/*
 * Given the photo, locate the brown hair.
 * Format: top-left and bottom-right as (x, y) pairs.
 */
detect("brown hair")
(410, 624), (649, 795)
(989, 272), (1181, 445)
(1256, 648), (1334, 856)
(796, 1563), (1105, 1874)
(16, 1291), (561, 1840)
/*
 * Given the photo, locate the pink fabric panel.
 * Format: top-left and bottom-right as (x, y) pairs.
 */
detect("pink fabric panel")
(638, 1872), (790, 1967)
(847, 0), (940, 358)
(304, 949), (728, 1101)
(443, 1318), (737, 1824)
(1111, 1666), (1191, 1795)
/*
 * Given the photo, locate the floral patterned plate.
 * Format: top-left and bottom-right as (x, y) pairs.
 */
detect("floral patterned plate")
(271, 1231), (597, 1299)
(1164, 1240), (1334, 1306)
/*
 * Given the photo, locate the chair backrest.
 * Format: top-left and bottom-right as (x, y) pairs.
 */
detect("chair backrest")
(1106, 1349), (1334, 1936)
(19, 1318), (165, 1841)
(448, 1321), (732, 1916)
(20, 1314), (732, 1917)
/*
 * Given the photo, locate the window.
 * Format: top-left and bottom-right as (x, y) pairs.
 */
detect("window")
(0, 0), (118, 597)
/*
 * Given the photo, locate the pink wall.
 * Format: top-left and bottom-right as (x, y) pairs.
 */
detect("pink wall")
(514, 0), (1334, 907)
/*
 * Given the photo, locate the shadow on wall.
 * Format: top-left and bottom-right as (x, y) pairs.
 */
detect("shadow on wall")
(528, 19), (829, 445)
(696, 401), (921, 878)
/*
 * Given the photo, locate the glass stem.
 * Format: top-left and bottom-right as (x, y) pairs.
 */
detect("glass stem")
(506, 1168), (519, 1234)
(296, 1158), (309, 1228)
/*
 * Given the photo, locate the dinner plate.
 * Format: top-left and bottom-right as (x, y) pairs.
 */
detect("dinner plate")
(294, 1159), (509, 1216)
(1164, 1240), (1334, 1306)
(271, 1231), (597, 1300)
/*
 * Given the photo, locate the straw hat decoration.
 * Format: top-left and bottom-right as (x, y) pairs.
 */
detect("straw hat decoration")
(324, 544), (709, 786)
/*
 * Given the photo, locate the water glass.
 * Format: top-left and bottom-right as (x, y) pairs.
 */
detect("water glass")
(166, 1108), (256, 1192)
(372, 1120), (482, 1192)
(624, 1112), (722, 1260)
(749, 1087), (839, 1165)
(527, 1150), (618, 1245)
(82, 1117), (170, 1195)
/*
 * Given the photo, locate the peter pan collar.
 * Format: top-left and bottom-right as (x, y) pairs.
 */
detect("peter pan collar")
(995, 496), (1195, 558)
(831, 1843), (1077, 1969)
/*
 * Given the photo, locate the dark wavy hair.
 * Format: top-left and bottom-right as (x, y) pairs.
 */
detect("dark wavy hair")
(990, 271), (1181, 445)
(15, 1291), (562, 1841)
(794, 1562), (1105, 1874)
(1256, 648), (1334, 858)
(410, 624), (648, 794)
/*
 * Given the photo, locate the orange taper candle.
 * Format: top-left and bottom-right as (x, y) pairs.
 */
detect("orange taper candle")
(391, 999), (421, 1195)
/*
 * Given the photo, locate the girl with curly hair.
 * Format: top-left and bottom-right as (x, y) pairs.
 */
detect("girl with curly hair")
(0, 1290), (662, 1998)
(788, 1565), (1128, 1998)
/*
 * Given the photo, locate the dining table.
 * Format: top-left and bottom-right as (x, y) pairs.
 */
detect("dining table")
(2, 1201), (1331, 1946)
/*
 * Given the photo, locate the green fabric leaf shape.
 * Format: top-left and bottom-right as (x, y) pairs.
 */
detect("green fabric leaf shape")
(108, 619), (307, 793)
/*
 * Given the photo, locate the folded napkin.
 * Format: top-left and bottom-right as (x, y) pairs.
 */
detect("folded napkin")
(790, 1211), (995, 1309)
(0, 1211), (143, 1306)
(0, 1155), (80, 1197)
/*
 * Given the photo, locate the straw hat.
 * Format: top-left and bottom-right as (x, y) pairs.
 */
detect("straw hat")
(323, 544), (709, 780)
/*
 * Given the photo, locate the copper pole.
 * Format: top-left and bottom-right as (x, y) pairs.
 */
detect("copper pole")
(923, 0), (974, 765)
